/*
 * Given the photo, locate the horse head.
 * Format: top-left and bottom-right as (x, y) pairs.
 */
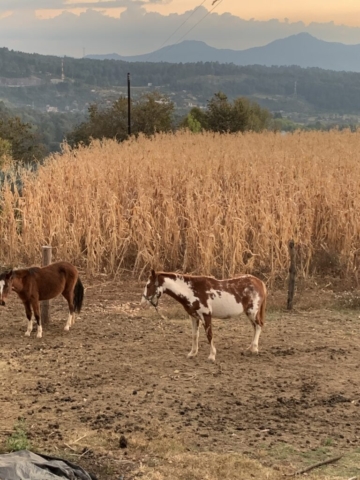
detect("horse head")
(0, 270), (13, 306)
(141, 269), (162, 307)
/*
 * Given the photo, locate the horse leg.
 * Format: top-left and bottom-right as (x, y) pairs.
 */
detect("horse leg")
(62, 289), (75, 331)
(187, 316), (200, 358)
(245, 310), (261, 354)
(30, 298), (42, 339)
(202, 313), (216, 362)
(24, 301), (33, 337)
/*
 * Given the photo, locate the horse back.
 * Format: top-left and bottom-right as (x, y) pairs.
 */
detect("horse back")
(33, 262), (78, 301)
(202, 275), (265, 318)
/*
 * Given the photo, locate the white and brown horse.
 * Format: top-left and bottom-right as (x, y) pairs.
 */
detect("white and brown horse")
(141, 270), (267, 362)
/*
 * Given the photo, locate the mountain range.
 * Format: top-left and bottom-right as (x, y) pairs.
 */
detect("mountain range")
(87, 33), (360, 72)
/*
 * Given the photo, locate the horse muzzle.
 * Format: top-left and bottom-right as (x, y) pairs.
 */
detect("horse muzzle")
(142, 294), (159, 308)
(0, 300), (5, 306)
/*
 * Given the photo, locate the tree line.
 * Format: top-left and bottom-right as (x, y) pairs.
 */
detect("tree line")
(1, 90), (358, 169)
(67, 92), (271, 147)
(0, 92), (272, 166)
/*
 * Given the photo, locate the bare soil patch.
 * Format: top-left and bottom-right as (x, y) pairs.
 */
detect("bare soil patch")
(0, 276), (360, 479)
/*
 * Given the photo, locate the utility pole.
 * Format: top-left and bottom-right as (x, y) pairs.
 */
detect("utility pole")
(294, 80), (297, 98)
(127, 72), (131, 136)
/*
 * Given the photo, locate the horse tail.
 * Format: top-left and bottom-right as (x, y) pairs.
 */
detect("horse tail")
(257, 282), (267, 327)
(73, 278), (84, 313)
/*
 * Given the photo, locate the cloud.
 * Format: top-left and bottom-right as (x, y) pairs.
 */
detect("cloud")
(0, 6), (360, 58)
(0, 0), (170, 11)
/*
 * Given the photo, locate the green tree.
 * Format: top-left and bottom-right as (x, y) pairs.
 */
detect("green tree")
(236, 97), (272, 132)
(187, 113), (202, 133)
(179, 107), (207, 132)
(206, 92), (234, 133)
(133, 92), (174, 136)
(0, 116), (46, 164)
(191, 92), (271, 134)
(68, 92), (174, 147)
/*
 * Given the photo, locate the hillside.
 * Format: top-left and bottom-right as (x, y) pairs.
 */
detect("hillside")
(1, 46), (360, 120)
(87, 33), (360, 73)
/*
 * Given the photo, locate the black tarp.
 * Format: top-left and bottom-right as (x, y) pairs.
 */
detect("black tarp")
(0, 450), (98, 480)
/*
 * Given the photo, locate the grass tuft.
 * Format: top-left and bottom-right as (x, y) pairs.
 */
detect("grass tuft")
(6, 418), (31, 452)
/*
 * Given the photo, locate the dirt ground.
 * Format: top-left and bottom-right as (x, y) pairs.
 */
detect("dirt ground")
(0, 275), (360, 479)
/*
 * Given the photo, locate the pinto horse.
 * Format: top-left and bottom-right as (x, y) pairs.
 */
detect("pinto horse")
(0, 261), (84, 338)
(141, 270), (267, 362)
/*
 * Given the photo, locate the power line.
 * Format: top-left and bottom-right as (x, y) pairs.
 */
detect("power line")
(157, 0), (208, 50)
(150, 0), (224, 62)
(174, 0), (224, 46)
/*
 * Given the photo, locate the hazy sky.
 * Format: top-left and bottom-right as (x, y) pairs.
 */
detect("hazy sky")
(1, 0), (360, 57)
(133, 0), (360, 26)
(32, 0), (360, 26)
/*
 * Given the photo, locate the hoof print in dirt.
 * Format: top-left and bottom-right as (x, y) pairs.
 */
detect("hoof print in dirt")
(119, 435), (128, 449)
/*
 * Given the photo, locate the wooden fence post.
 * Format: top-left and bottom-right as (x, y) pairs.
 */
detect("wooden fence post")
(41, 246), (52, 325)
(287, 240), (296, 310)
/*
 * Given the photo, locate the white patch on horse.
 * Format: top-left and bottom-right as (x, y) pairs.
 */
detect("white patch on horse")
(208, 340), (217, 362)
(36, 324), (43, 339)
(64, 313), (73, 331)
(140, 280), (151, 306)
(246, 292), (262, 352)
(0, 280), (4, 295)
(207, 289), (244, 319)
(187, 317), (200, 358)
(25, 319), (33, 336)
(163, 277), (210, 314)
(252, 325), (262, 352)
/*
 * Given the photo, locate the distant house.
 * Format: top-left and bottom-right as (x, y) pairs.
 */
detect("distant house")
(0, 76), (43, 87)
(155, 98), (169, 105)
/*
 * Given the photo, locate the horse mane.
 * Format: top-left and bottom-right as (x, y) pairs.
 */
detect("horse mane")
(156, 271), (216, 280)
(28, 267), (41, 276)
(11, 266), (41, 278)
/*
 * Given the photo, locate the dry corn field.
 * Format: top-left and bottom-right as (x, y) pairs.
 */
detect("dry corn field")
(1, 129), (360, 281)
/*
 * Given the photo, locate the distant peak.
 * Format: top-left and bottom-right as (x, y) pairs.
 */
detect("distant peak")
(281, 32), (319, 41)
(293, 32), (315, 38)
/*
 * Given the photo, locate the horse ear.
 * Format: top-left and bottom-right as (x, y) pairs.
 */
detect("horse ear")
(151, 269), (156, 279)
(6, 270), (13, 279)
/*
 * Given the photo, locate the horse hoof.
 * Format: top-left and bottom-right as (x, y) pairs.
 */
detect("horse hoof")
(24, 331), (31, 337)
(187, 352), (197, 359)
(208, 356), (216, 363)
(36, 333), (42, 339)
(64, 326), (70, 332)
(246, 345), (259, 354)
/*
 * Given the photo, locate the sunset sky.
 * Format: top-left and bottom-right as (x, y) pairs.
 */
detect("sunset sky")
(30, 0), (360, 26)
(143, 0), (360, 26)
(1, 0), (360, 57)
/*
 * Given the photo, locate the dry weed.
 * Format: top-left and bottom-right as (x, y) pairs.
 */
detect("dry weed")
(1, 130), (360, 283)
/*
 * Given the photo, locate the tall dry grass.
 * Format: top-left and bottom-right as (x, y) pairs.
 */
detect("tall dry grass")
(1, 130), (360, 282)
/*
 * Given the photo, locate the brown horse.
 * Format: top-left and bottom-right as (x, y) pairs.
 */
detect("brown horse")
(141, 270), (267, 362)
(0, 261), (84, 338)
